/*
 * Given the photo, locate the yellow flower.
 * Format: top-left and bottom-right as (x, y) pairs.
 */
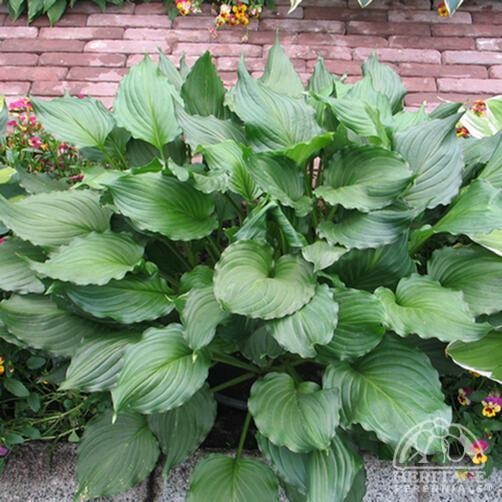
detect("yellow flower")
(0, 356), (4, 376)
(472, 452), (488, 465)
(437, 2), (449, 17)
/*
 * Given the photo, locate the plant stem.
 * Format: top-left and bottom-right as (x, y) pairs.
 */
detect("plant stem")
(236, 411), (252, 459)
(160, 237), (191, 271)
(408, 226), (435, 255)
(210, 372), (256, 393)
(212, 353), (260, 373)
(205, 236), (221, 263)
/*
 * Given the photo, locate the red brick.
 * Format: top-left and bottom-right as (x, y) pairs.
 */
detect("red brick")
(297, 33), (388, 47)
(303, 7), (387, 22)
(472, 12), (502, 24)
(69, 1), (135, 13)
(456, 0), (502, 11)
(476, 38), (502, 51)
(32, 14), (88, 27)
(86, 14), (171, 28)
(259, 19), (345, 34)
(261, 6), (304, 19)
(0, 27), (38, 38)
(40, 52), (126, 67)
(216, 57), (266, 72)
(244, 32), (300, 45)
(432, 24), (502, 37)
(438, 78), (502, 94)
(347, 21), (430, 36)
(301, 0), (351, 6)
(347, 0), (425, 8)
(0, 82), (31, 95)
(398, 63), (488, 79)
(306, 59), (364, 76)
(1, 39), (85, 52)
(402, 77), (437, 92)
(0, 53), (39, 66)
(354, 48), (441, 64)
(39, 27), (124, 39)
(84, 40), (166, 54)
(30, 81), (119, 97)
(0, 66), (67, 81)
(489, 66), (502, 79)
(173, 16), (231, 30)
(124, 28), (171, 41)
(264, 44), (351, 61)
(172, 43), (262, 58)
(389, 36), (475, 50)
(389, 10), (472, 24)
(442, 50), (502, 65)
(405, 92), (492, 107)
(0, 14), (6, 24)
(66, 67), (128, 82)
(126, 54), (160, 67)
(133, 2), (168, 14)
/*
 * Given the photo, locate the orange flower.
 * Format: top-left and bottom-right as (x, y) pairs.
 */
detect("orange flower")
(438, 2), (449, 17)
(455, 126), (470, 138)
(471, 100), (487, 116)
(0, 356), (4, 376)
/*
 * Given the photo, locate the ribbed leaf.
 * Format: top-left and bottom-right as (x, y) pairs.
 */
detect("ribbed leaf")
(31, 96), (114, 149)
(61, 273), (174, 324)
(148, 385), (217, 473)
(0, 190), (111, 247)
(0, 295), (98, 356)
(318, 288), (384, 361)
(114, 56), (180, 151)
(318, 208), (411, 250)
(239, 323), (284, 367)
(181, 52), (226, 118)
(226, 61), (323, 152)
(395, 114), (463, 212)
(308, 57), (335, 96)
(301, 241), (348, 272)
(107, 172), (218, 241)
(447, 331), (501, 384)
(61, 331), (141, 392)
(269, 284), (338, 358)
(182, 286), (229, 351)
(112, 324), (210, 414)
(0, 238), (45, 294)
(248, 153), (311, 216)
(248, 372), (340, 453)
(375, 274), (489, 342)
(479, 134), (502, 188)
(76, 411), (159, 500)
(187, 454), (279, 502)
(471, 229), (502, 256)
(315, 146), (412, 212)
(428, 245), (502, 316)
(213, 240), (316, 320)
(323, 336), (451, 452)
(158, 51), (183, 91)
(30, 231), (144, 286)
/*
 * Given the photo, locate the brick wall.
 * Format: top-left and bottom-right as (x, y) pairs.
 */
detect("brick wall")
(0, 0), (501, 108)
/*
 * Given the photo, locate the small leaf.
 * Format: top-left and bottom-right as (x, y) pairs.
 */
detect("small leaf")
(249, 372), (340, 453)
(302, 241), (348, 272)
(3, 378), (30, 397)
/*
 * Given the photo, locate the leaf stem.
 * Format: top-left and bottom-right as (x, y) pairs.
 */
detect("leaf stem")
(205, 236), (221, 263)
(408, 226), (435, 255)
(236, 411), (252, 459)
(212, 353), (260, 373)
(209, 372), (256, 393)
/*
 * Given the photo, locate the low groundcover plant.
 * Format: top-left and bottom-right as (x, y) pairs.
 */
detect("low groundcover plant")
(0, 42), (501, 500)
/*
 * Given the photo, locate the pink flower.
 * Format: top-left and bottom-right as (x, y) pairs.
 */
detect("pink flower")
(28, 136), (43, 149)
(0, 237), (5, 245)
(469, 439), (489, 454)
(7, 119), (17, 127)
(484, 396), (502, 406)
(0, 445), (8, 457)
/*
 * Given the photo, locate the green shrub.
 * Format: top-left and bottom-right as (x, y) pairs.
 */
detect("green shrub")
(0, 43), (501, 500)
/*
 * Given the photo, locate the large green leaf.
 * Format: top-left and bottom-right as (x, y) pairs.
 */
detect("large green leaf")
(260, 38), (304, 97)
(107, 172), (217, 241)
(257, 432), (363, 502)
(331, 233), (416, 291)
(375, 274), (489, 342)
(316, 146), (412, 212)
(226, 61), (323, 153)
(60, 273), (174, 324)
(395, 114), (463, 212)
(181, 52), (226, 118)
(148, 385), (217, 473)
(0, 295), (98, 356)
(0, 190), (111, 247)
(213, 240), (316, 320)
(76, 411), (159, 500)
(428, 245), (502, 316)
(61, 331), (141, 392)
(471, 229), (502, 256)
(301, 241), (348, 272)
(186, 454), (279, 502)
(112, 324), (210, 414)
(158, 50), (184, 91)
(30, 231), (144, 286)
(318, 207), (411, 250)
(248, 372), (340, 453)
(269, 284), (338, 358)
(248, 153), (311, 216)
(31, 96), (115, 149)
(0, 238), (45, 294)
(323, 336), (451, 452)
(447, 331), (502, 384)
(239, 324), (284, 367)
(479, 134), (502, 188)
(114, 56), (180, 151)
(182, 286), (229, 351)
(318, 288), (384, 361)
(362, 55), (406, 114)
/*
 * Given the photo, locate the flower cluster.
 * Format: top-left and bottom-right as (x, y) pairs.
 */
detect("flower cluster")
(175, 0), (202, 16)
(482, 396), (502, 418)
(469, 439), (489, 465)
(214, 2), (261, 28)
(471, 99), (487, 117)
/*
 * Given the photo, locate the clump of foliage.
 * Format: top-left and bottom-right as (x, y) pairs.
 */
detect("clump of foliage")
(0, 42), (501, 501)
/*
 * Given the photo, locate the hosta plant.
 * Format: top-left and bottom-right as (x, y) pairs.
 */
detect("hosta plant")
(1, 43), (501, 501)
